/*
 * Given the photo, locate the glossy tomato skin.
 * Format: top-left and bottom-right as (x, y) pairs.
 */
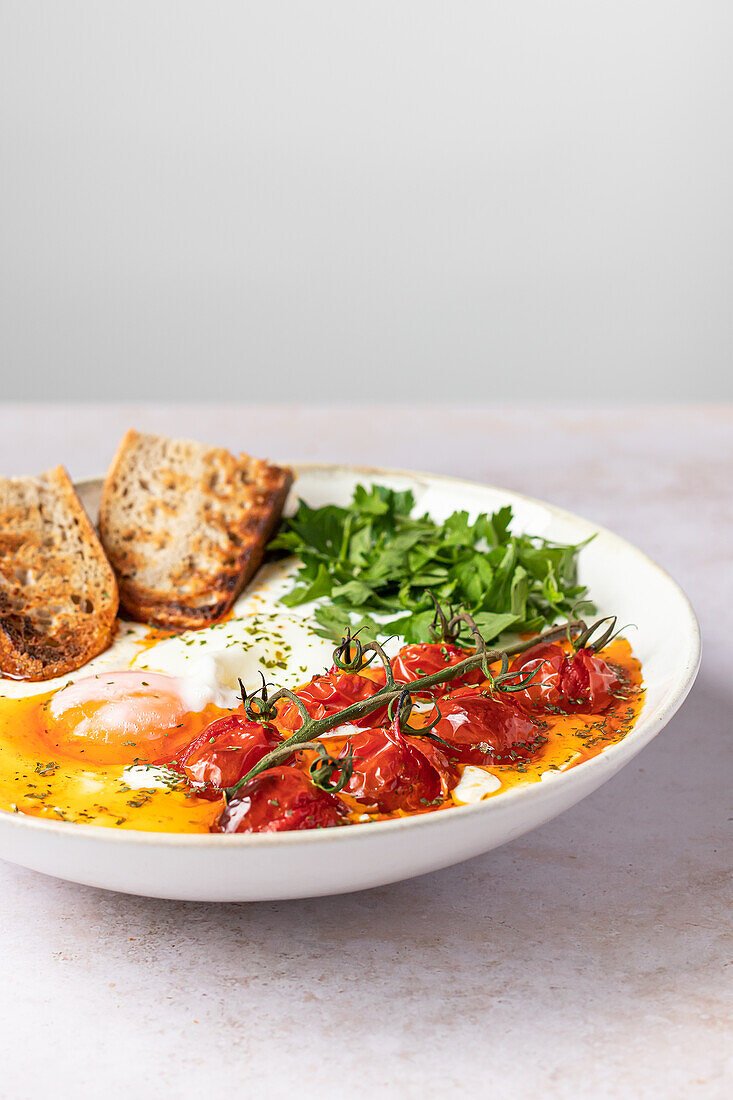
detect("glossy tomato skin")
(432, 687), (540, 764)
(510, 644), (620, 714)
(372, 643), (482, 696)
(177, 714), (282, 792)
(561, 648), (620, 712)
(509, 643), (566, 712)
(215, 767), (347, 833)
(334, 721), (456, 812)
(277, 671), (386, 731)
(404, 734), (461, 797)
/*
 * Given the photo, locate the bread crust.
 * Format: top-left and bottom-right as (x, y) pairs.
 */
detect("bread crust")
(99, 431), (294, 630)
(0, 466), (119, 680)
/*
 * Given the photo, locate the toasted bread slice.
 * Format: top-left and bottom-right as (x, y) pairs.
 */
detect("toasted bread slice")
(99, 430), (294, 629)
(0, 467), (119, 680)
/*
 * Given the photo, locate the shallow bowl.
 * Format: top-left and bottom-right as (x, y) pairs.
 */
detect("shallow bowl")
(0, 465), (700, 900)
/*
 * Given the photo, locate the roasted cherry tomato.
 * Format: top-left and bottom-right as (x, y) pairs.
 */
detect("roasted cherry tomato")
(277, 671), (386, 731)
(215, 766), (347, 833)
(560, 648), (620, 712)
(432, 687), (540, 764)
(331, 720), (456, 813)
(510, 644), (620, 714)
(177, 714), (282, 792)
(508, 643), (567, 712)
(372, 642), (483, 696)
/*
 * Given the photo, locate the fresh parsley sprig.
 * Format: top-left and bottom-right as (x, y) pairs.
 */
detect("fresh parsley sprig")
(270, 484), (594, 645)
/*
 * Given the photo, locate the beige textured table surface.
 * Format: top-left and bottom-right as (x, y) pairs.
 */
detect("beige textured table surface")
(0, 404), (730, 1099)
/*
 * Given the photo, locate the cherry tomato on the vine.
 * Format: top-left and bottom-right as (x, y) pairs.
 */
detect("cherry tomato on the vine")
(276, 670), (387, 731)
(431, 687), (540, 764)
(328, 718), (458, 813)
(215, 766), (347, 833)
(506, 643), (566, 712)
(372, 642), (482, 696)
(509, 644), (620, 714)
(177, 714), (282, 792)
(560, 648), (620, 712)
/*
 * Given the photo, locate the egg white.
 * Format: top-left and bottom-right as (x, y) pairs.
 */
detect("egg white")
(132, 612), (335, 707)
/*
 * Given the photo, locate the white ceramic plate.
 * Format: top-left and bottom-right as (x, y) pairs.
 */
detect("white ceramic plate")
(0, 465), (700, 901)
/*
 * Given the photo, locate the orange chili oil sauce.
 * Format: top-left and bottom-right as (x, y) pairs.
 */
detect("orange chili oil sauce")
(0, 638), (643, 832)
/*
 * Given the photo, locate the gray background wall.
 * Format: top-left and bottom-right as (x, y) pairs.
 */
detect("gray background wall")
(1, 1), (731, 403)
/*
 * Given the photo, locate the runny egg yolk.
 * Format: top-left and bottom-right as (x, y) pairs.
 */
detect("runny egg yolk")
(42, 671), (203, 765)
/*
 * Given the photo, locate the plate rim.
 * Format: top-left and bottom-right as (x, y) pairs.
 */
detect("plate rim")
(0, 461), (701, 847)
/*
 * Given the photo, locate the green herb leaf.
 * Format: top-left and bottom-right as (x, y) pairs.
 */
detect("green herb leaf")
(273, 484), (594, 643)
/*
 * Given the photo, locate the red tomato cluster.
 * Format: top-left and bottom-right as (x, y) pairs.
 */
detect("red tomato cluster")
(509, 643), (620, 714)
(181, 640), (621, 834)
